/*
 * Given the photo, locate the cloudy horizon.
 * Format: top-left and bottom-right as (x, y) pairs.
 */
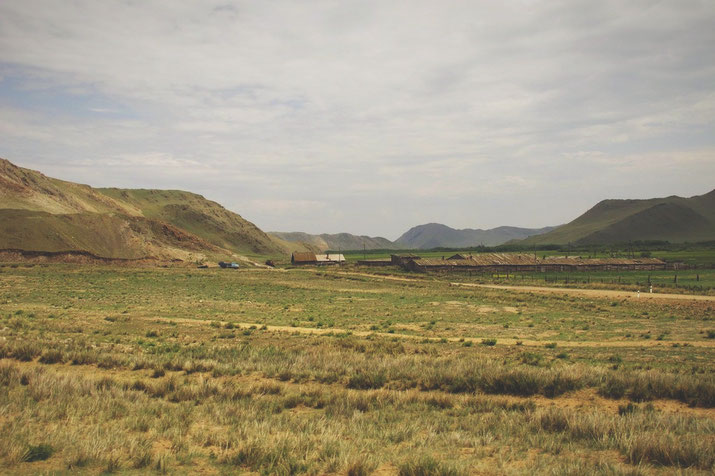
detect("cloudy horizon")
(1, 1), (714, 240)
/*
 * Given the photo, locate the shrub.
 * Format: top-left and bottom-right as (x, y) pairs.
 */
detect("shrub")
(398, 455), (462, 476)
(39, 349), (64, 364)
(542, 372), (581, 398)
(520, 352), (543, 366)
(347, 460), (373, 476)
(599, 374), (628, 399)
(480, 369), (542, 397)
(626, 434), (714, 469)
(151, 368), (166, 378)
(22, 444), (54, 462)
(347, 370), (386, 390)
(481, 339), (497, 346)
(12, 342), (41, 362)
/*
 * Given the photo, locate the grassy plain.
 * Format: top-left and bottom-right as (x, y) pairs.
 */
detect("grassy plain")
(342, 246), (715, 266)
(1, 264), (714, 474)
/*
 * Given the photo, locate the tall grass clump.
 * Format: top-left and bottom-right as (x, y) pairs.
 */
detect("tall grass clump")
(599, 371), (715, 407)
(398, 455), (463, 476)
(21, 444), (54, 462)
(625, 433), (714, 469)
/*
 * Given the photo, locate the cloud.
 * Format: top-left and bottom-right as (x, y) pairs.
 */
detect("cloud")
(0, 0), (713, 238)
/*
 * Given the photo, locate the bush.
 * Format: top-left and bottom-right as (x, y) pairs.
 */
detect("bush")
(22, 444), (54, 462)
(347, 371), (386, 390)
(39, 349), (64, 364)
(480, 369), (542, 397)
(481, 339), (497, 346)
(626, 434), (714, 469)
(520, 352), (543, 366)
(398, 455), (462, 476)
(346, 460), (372, 476)
(12, 343), (41, 362)
(151, 368), (166, 378)
(542, 372), (581, 398)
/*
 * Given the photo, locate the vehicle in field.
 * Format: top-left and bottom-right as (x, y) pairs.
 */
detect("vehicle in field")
(218, 261), (239, 269)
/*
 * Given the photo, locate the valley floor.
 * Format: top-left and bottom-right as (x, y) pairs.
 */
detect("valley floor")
(0, 264), (713, 474)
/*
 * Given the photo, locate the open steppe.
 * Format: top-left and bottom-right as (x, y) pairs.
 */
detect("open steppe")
(1, 264), (713, 474)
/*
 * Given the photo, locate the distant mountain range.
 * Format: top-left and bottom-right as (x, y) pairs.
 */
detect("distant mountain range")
(2, 158), (712, 261)
(394, 223), (557, 249)
(269, 232), (400, 252)
(0, 158), (296, 262)
(520, 190), (715, 245)
(271, 225), (557, 251)
(273, 189), (715, 251)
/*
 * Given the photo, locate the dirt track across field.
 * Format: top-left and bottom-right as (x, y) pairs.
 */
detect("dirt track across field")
(155, 316), (715, 348)
(449, 282), (715, 301)
(291, 268), (715, 301)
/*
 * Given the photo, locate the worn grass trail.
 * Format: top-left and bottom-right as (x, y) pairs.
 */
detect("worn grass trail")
(449, 281), (715, 301)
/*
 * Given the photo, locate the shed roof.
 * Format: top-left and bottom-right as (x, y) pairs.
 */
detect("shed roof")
(292, 252), (317, 263)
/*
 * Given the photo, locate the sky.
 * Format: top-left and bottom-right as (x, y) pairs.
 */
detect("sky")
(0, 0), (714, 240)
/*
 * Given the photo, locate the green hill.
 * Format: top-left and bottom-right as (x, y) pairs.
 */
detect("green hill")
(97, 188), (284, 256)
(522, 190), (715, 245)
(0, 158), (288, 261)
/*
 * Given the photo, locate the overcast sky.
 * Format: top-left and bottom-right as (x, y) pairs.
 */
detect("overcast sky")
(1, 1), (713, 239)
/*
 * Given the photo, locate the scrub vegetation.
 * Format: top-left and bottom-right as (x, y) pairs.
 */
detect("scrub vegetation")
(1, 263), (713, 474)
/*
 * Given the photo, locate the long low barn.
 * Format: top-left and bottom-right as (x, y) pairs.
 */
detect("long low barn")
(291, 252), (345, 266)
(401, 254), (666, 272)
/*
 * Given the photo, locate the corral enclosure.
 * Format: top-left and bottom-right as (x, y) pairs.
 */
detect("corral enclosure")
(0, 263), (714, 474)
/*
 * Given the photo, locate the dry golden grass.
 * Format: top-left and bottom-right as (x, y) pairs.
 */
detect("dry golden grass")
(0, 264), (713, 474)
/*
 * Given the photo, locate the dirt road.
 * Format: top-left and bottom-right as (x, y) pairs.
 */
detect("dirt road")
(154, 316), (715, 348)
(449, 282), (715, 301)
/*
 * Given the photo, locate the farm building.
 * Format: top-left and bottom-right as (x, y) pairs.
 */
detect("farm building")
(391, 254), (421, 266)
(357, 259), (393, 267)
(315, 253), (345, 265)
(400, 253), (666, 273)
(291, 252), (345, 266)
(291, 252), (317, 265)
(447, 253), (471, 260)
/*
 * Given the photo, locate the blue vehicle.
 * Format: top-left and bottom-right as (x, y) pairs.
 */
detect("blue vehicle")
(218, 261), (239, 269)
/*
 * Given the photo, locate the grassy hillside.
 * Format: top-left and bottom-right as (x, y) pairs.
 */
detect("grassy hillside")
(523, 190), (715, 245)
(0, 158), (139, 216)
(0, 209), (221, 260)
(98, 189), (285, 256)
(0, 159), (288, 260)
(269, 231), (399, 252)
(396, 223), (556, 249)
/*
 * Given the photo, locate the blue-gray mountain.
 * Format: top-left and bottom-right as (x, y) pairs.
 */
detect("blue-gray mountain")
(395, 224), (557, 249)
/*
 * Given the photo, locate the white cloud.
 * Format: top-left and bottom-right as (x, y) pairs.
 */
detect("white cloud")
(0, 0), (713, 237)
